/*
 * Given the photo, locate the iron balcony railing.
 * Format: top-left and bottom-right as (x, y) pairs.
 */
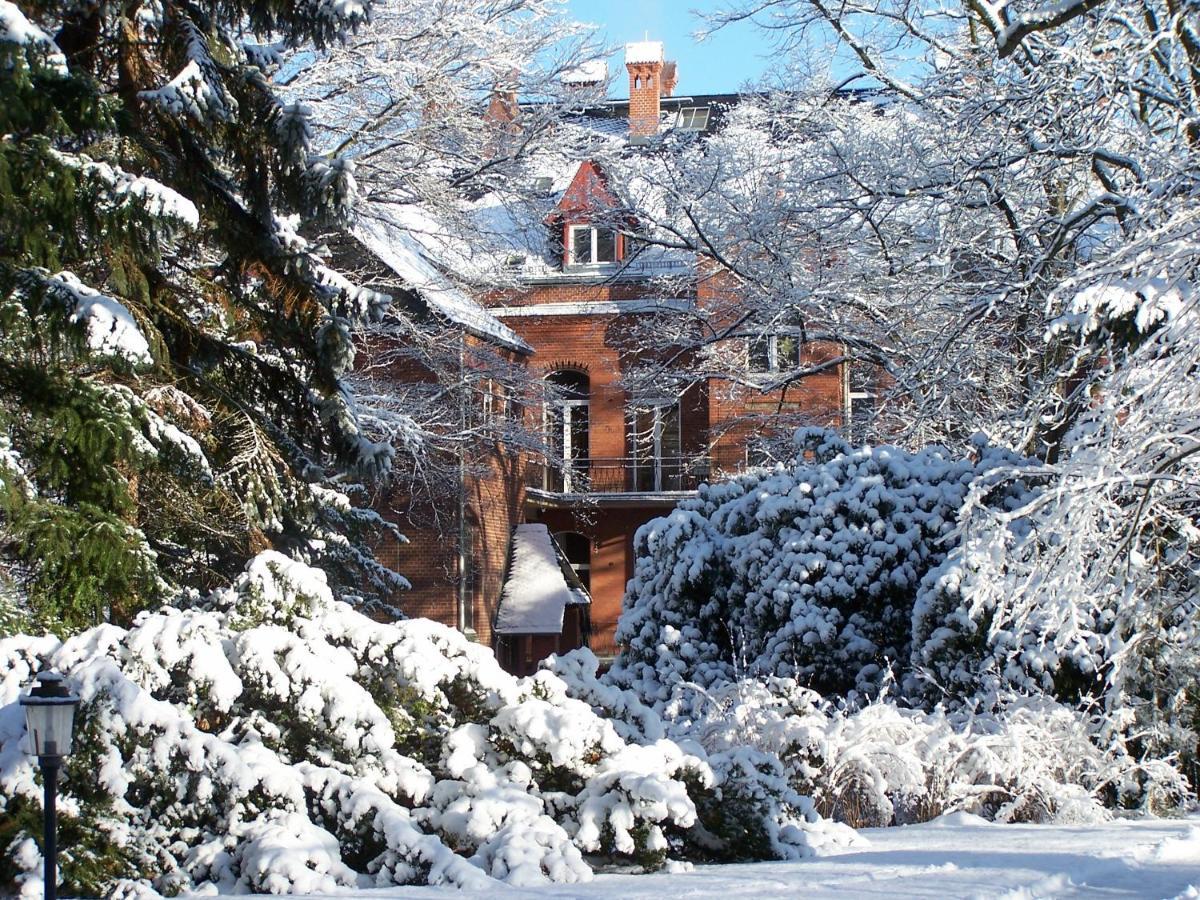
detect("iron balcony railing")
(526, 456), (713, 495)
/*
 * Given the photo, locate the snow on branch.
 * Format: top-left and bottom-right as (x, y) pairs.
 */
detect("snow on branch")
(966, 0), (1112, 57)
(51, 150), (200, 230)
(140, 17), (236, 124)
(0, 0), (66, 72)
(46, 271), (153, 365)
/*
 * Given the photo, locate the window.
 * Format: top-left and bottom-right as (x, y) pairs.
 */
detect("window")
(481, 381), (494, 421)
(748, 331), (804, 373)
(481, 378), (511, 423)
(846, 361), (878, 444)
(628, 399), (682, 492)
(555, 532), (591, 592)
(460, 525), (477, 633)
(544, 370), (589, 492)
(568, 225), (618, 265)
(675, 106), (710, 131)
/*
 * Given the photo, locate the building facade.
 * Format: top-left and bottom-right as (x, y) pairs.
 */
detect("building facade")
(364, 41), (849, 675)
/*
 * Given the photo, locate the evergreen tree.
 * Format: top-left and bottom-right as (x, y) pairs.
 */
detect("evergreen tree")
(0, 0), (402, 633)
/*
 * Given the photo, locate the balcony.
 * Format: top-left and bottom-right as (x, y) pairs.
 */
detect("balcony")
(526, 456), (712, 499)
(517, 256), (693, 284)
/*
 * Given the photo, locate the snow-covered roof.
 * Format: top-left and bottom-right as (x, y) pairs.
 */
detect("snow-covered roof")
(562, 60), (608, 84)
(625, 41), (663, 65)
(353, 207), (531, 354)
(495, 524), (589, 635)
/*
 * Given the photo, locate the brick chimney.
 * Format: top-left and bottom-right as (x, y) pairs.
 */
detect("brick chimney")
(625, 40), (665, 138)
(661, 60), (678, 97)
(484, 73), (519, 131)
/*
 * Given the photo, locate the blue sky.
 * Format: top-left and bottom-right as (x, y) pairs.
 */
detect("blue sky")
(565, 1), (771, 96)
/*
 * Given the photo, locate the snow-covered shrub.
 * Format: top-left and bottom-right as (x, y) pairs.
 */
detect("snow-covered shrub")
(558, 659), (1189, 833)
(907, 265), (1200, 788)
(544, 651), (862, 864)
(613, 428), (1031, 701)
(1, 551), (797, 897)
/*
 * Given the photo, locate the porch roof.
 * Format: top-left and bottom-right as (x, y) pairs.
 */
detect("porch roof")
(495, 524), (589, 635)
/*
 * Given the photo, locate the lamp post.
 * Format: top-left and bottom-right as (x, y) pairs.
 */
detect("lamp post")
(20, 671), (80, 900)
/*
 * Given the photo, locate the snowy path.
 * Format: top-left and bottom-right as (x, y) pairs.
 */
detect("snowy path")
(285, 814), (1200, 899)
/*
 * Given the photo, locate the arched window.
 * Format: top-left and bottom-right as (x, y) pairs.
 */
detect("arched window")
(544, 370), (589, 492)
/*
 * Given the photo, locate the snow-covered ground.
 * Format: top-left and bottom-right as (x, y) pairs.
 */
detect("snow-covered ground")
(286, 814), (1200, 899)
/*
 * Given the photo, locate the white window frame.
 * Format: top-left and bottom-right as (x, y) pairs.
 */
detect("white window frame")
(748, 330), (804, 373)
(568, 225), (618, 266)
(675, 107), (710, 130)
(545, 396), (589, 492)
(844, 356), (877, 443)
(628, 398), (681, 492)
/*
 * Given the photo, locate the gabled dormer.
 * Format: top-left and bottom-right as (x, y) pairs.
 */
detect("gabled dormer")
(546, 160), (633, 270)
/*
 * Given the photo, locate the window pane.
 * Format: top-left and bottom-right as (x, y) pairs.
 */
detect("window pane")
(748, 335), (771, 372)
(848, 361), (875, 395)
(677, 107), (710, 130)
(569, 404), (589, 464)
(595, 228), (616, 262)
(776, 334), (801, 370)
(630, 406), (654, 491)
(571, 227), (591, 264)
(547, 369), (589, 399)
(660, 403), (681, 460)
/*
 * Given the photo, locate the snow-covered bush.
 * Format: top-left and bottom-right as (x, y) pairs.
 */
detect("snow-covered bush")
(555, 655), (1188, 833)
(612, 428), (1032, 701)
(909, 232), (1200, 783)
(0, 551), (850, 897)
(548, 652), (859, 862)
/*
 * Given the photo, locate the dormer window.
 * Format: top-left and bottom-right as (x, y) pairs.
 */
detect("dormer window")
(675, 107), (710, 131)
(569, 225), (618, 265)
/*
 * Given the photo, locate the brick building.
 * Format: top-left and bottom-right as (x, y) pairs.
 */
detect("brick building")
(357, 41), (850, 675)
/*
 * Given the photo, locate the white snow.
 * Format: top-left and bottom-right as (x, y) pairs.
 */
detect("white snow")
(48, 150), (199, 230)
(51, 271), (153, 365)
(0, 0), (66, 71)
(562, 60), (607, 85)
(494, 524), (588, 635)
(248, 815), (1200, 898)
(353, 206), (530, 353)
(141, 59), (233, 122)
(625, 41), (664, 65)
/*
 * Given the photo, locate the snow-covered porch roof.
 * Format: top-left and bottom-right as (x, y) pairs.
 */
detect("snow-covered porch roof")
(494, 524), (590, 635)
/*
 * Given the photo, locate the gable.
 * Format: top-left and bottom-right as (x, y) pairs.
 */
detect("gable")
(553, 160), (620, 220)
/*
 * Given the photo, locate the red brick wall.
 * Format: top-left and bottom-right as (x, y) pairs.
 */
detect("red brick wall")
(367, 334), (526, 644)
(373, 491), (460, 623)
(464, 442), (525, 646)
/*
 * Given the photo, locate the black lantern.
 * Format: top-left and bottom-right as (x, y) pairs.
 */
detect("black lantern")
(20, 671), (80, 900)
